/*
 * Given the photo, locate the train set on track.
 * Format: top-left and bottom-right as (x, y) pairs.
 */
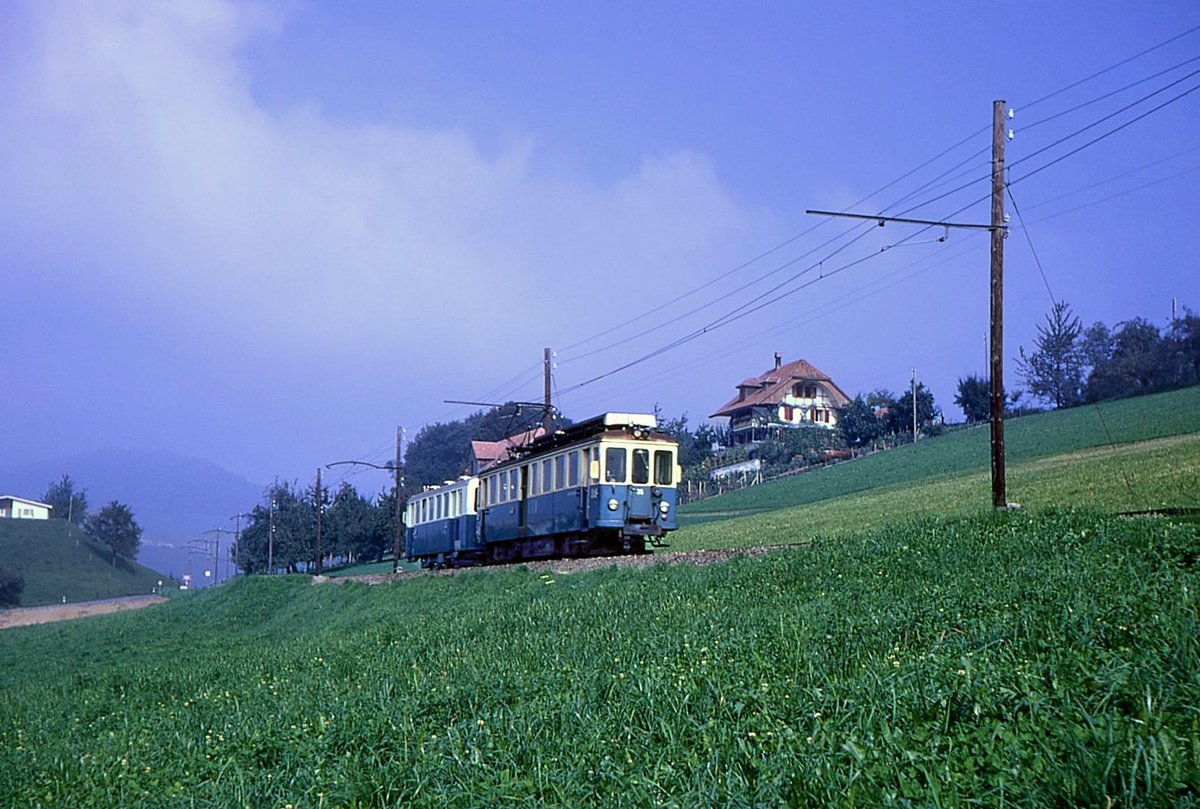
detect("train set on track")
(404, 413), (680, 568)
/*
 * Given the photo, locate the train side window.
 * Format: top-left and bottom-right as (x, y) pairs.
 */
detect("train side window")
(542, 459), (552, 493)
(568, 451), (579, 486)
(530, 463), (539, 495)
(589, 448), (601, 482)
(632, 448), (650, 485)
(555, 455), (565, 491)
(605, 447), (626, 483)
(498, 472), (507, 503)
(654, 450), (674, 485)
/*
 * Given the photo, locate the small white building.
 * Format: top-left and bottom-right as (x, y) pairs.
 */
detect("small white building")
(0, 495), (53, 520)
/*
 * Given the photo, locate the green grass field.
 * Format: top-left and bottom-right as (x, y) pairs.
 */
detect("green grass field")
(680, 385), (1200, 525)
(0, 520), (168, 607)
(675, 432), (1200, 551)
(1, 510), (1196, 806)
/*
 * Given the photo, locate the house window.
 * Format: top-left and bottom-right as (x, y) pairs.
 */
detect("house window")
(782, 405), (794, 422)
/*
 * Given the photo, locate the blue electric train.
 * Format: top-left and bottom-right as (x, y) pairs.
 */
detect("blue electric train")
(404, 413), (680, 567)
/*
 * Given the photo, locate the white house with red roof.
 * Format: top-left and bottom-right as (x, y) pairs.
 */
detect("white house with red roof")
(710, 353), (850, 444)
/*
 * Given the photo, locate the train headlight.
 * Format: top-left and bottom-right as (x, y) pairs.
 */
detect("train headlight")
(607, 498), (620, 511)
(659, 500), (670, 516)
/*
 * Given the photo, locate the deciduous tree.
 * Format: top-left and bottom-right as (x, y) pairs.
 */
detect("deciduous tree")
(886, 382), (939, 437)
(1018, 301), (1084, 409)
(954, 375), (991, 423)
(85, 501), (142, 563)
(838, 395), (886, 448)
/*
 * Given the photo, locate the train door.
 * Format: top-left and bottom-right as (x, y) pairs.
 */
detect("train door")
(518, 465), (529, 534)
(626, 447), (654, 519)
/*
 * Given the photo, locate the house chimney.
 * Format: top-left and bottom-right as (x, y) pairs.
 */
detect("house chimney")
(774, 352), (782, 370)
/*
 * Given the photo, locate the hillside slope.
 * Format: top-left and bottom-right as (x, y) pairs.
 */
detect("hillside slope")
(0, 520), (168, 607)
(0, 448), (264, 581)
(683, 385), (1200, 521)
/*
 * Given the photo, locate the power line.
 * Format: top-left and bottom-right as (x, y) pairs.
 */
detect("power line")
(1022, 54), (1200, 132)
(1025, 162), (1200, 225)
(893, 66), (1200, 219)
(1005, 185), (1056, 307)
(556, 126), (992, 358)
(1021, 24), (1200, 111)
(1009, 78), (1200, 187)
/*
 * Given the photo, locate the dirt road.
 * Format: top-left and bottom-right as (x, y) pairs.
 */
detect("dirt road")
(0, 594), (167, 630)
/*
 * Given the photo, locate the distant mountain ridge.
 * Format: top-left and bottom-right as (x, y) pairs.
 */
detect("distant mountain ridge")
(0, 448), (264, 582)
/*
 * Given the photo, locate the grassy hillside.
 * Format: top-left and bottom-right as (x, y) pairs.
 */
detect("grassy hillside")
(1, 510), (1196, 805)
(676, 432), (1199, 551)
(0, 520), (168, 607)
(682, 385), (1200, 522)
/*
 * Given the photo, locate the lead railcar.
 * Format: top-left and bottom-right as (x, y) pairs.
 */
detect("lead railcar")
(405, 413), (680, 567)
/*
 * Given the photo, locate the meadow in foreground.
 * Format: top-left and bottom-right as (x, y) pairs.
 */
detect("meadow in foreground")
(1, 510), (1197, 807)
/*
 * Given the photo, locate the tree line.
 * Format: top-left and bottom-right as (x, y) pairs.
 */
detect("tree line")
(231, 481), (398, 575)
(1014, 301), (1198, 410)
(41, 474), (143, 562)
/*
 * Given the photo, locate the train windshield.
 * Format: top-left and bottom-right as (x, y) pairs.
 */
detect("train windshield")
(632, 449), (650, 484)
(654, 450), (674, 485)
(605, 447), (626, 482)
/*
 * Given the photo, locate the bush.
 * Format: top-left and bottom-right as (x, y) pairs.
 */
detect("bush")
(0, 565), (24, 607)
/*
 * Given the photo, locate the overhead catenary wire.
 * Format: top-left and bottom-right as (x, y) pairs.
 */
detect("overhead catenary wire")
(1027, 162), (1200, 226)
(1019, 23), (1200, 111)
(1022, 142), (1200, 210)
(558, 235), (989, 415)
(1021, 53), (1200, 133)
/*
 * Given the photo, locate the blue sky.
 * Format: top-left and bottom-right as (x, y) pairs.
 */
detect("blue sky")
(1, 1), (1197, 489)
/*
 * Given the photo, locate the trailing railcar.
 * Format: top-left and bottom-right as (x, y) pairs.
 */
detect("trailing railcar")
(404, 475), (480, 568)
(404, 413), (679, 568)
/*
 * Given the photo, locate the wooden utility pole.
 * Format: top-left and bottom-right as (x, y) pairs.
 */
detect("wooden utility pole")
(990, 99), (1008, 508)
(543, 347), (553, 436)
(268, 486), (276, 575)
(314, 467), (323, 576)
(392, 426), (404, 573)
(911, 368), (918, 442)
